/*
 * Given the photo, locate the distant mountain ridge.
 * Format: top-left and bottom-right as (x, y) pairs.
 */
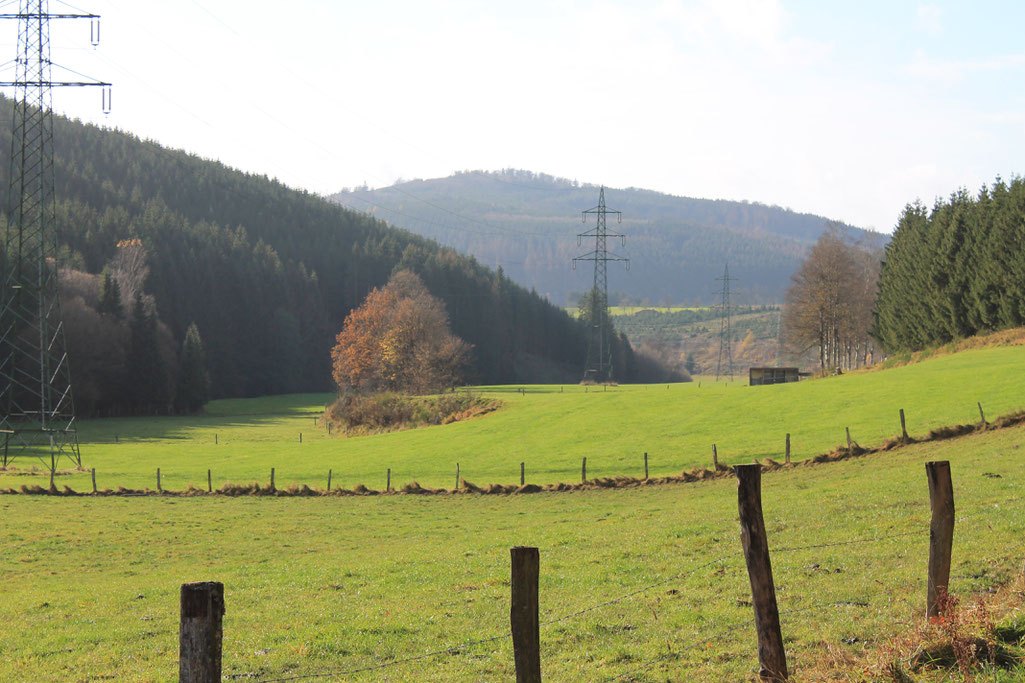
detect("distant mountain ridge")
(330, 170), (881, 306)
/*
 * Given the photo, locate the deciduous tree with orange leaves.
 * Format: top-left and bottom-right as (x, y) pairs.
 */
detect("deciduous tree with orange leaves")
(331, 271), (472, 394)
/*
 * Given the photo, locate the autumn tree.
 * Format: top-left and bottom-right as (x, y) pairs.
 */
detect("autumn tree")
(782, 227), (881, 373)
(331, 271), (472, 394)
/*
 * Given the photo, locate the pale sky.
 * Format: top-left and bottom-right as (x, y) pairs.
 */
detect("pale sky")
(8, 0), (1025, 232)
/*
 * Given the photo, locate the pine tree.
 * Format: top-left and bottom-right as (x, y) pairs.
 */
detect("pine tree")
(97, 266), (123, 318)
(175, 322), (210, 413)
(126, 293), (170, 413)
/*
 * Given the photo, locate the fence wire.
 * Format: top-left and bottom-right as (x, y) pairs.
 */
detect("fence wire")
(252, 485), (1025, 681)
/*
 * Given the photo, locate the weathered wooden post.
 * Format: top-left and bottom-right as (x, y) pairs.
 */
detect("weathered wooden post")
(926, 460), (955, 619)
(214, 434), (218, 445)
(510, 547), (541, 683)
(157, 468), (162, 493)
(521, 462), (525, 486)
(581, 457), (587, 483)
(978, 402), (986, 424)
(328, 423), (332, 435)
(900, 409), (908, 441)
(386, 468), (391, 492)
(784, 434), (790, 465)
(644, 452), (649, 479)
(327, 469), (332, 491)
(91, 467), (97, 494)
(735, 464), (788, 681)
(299, 432), (303, 443)
(180, 581), (224, 682)
(712, 444), (719, 470)
(455, 463), (460, 490)
(207, 469), (212, 493)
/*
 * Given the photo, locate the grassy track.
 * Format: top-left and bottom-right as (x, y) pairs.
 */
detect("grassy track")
(1, 345), (1023, 492)
(2, 423), (1024, 681)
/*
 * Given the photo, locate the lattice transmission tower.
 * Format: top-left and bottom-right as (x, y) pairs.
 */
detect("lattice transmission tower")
(715, 263), (736, 381)
(0, 1), (109, 471)
(573, 187), (628, 383)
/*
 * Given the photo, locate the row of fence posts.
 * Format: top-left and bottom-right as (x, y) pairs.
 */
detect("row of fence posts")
(176, 458), (960, 681)
(83, 405), (984, 497)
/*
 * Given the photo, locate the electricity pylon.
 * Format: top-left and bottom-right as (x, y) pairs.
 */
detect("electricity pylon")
(715, 263), (736, 381)
(573, 187), (628, 383)
(0, 1), (110, 471)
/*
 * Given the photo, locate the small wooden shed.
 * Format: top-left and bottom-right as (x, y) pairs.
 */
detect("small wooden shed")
(749, 367), (801, 386)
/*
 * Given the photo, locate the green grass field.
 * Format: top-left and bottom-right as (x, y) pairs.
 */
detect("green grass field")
(2, 345), (1023, 493)
(2, 420), (1024, 681)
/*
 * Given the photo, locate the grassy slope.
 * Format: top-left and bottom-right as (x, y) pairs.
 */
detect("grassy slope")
(2, 345), (1023, 493)
(2, 422), (1023, 681)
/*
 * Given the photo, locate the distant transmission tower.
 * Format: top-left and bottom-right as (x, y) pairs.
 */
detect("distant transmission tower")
(573, 187), (628, 383)
(715, 263), (736, 381)
(0, 1), (110, 471)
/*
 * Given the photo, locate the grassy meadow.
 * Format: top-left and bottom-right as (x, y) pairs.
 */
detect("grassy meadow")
(2, 420), (1024, 681)
(2, 344), (1024, 493)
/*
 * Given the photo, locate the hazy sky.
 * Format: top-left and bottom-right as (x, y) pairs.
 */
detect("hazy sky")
(8, 0), (1025, 232)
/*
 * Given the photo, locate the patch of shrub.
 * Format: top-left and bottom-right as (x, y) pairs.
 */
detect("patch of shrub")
(326, 391), (500, 434)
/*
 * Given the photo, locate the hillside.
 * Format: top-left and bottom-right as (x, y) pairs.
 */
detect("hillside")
(0, 101), (593, 399)
(330, 170), (883, 306)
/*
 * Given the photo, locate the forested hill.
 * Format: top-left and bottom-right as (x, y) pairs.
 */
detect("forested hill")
(0, 101), (589, 400)
(330, 170), (877, 306)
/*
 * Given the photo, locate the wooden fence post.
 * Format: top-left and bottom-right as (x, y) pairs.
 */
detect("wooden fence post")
(900, 409), (908, 440)
(521, 462), (525, 486)
(214, 434), (218, 445)
(735, 464), (788, 681)
(926, 460), (955, 619)
(456, 463), (460, 490)
(978, 402), (986, 424)
(784, 434), (790, 465)
(712, 444), (719, 470)
(644, 452), (649, 479)
(846, 427), (852, 453)
(299, 432), (303, 443)
(270, 468), (275, 491)
(328, 423), (332, 435)
(387, 468), (391, 492)
(510, 547), (541, 683)
(179, 581), (224, 682)
(207, 469), (211, 493)
(581, 457), (587, 483)
(157, 468), (162, 493)
(91, 468), (97, 494)
(327, 469), (332, 492)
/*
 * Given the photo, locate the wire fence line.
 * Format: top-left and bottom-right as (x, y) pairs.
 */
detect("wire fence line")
(243, 482), (1023, 681)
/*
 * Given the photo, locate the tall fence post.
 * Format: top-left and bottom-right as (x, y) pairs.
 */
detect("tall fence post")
(387, 468), (391, 492)
(207, 469), (212, 493)
(581, 457), (587, 483)
(91, 467), (97, 494)
(926, 460), (955, 619)
(157, 468), (162, 493)
(735, 464), (788, 681)
(712, 444), (719, 470)
(456, 463), (460, 490)
(270, 468), (275, 491)
(784, 434), (790, 465)
(978, 402), (986, 424)
(327, 469), (332, 492)
(180, 581), (225, 683)
(521, 462), (525, 486)
(900, 409), (908, 440)
(644, 452), (649, 479)
(214, 434), (218, 445)
(510, 547), (541, 683)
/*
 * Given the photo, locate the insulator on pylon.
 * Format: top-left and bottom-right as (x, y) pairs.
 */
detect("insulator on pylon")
(102, 86), (111, 114)
(90, 20), (100, 47)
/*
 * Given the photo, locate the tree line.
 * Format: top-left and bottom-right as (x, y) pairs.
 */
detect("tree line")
(873, 178), (1025, 352)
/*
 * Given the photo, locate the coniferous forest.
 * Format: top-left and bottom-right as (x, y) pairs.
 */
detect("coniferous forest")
(874, 177), (1025, 352)
(0, 99), (612, 413)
